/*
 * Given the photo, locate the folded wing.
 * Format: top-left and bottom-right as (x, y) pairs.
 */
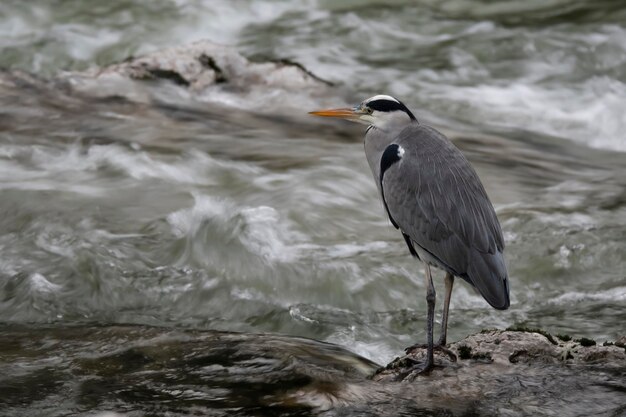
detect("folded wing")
(380, 124), (509, 309)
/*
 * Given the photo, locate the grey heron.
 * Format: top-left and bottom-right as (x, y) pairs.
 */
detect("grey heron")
(310, 95), (510, 375)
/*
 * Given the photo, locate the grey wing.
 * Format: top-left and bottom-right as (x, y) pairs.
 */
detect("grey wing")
(381, 125), (510, 310)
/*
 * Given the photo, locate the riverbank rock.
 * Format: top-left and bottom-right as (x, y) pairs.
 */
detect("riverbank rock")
(374, 328), (626, 382)
(1, 325), (624, 416)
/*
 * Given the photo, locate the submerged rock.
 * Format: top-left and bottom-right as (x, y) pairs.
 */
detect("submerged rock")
(0, 325), (623, 416)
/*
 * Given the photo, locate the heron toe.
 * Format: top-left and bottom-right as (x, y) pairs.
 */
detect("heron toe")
(385, 356), (435, 381)
(403, 361), (435, 381)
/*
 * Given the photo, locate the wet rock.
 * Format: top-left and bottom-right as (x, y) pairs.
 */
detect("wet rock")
(374, 329), (626, 383)
(1, 325), (624, 416)
(60, 40), (334, 104)
(365, 330), (626, 416)
(0, 43), (377, 145)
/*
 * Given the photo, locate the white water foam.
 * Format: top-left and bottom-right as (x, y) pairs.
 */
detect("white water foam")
(549, 286), (626, 304)
(430, 76), (626, 152)
(166, 193), (303, 264)
(29, 273), (62, 294)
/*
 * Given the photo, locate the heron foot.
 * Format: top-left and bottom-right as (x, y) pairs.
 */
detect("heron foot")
(404, 343), (457, 362)
(401, 359), (435, 382)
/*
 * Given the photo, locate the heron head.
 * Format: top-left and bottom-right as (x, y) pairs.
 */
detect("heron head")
(309, 94), (417, 129)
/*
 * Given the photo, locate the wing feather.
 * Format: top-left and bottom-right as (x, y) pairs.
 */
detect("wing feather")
(380, 124), (509, 309)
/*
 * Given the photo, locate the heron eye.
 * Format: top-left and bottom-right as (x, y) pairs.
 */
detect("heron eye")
(365, 107), (373, 114)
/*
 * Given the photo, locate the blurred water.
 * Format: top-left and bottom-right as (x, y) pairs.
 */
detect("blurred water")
(0, 1), (625, 412)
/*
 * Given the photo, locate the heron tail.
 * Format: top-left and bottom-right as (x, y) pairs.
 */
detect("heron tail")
(467, 250), (510, 310)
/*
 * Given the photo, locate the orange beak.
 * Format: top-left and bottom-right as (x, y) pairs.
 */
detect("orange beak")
(308, 107), (360, 120)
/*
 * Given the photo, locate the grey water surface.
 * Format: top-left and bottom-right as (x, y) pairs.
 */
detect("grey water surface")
(0, 1), (625, 416)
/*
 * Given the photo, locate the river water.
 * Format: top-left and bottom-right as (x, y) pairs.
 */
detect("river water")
(0, 1), (625, 415)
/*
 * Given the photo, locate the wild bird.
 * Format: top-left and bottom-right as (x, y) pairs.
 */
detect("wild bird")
(309, 95), (510, 376)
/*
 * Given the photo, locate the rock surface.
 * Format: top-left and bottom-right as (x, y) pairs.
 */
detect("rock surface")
(1, 325), (624, 416)
(374, 328), (626, 382)
(59, 40), (334, 105)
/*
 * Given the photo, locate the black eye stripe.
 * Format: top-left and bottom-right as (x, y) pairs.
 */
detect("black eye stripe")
(367, 99), (417, 120)
(367, 100), (403, 112)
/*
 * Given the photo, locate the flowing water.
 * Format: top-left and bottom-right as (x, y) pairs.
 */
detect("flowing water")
(0, 0), (625, 415)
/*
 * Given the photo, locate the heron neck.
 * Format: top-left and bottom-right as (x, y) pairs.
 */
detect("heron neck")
(364, 124), (406, 183)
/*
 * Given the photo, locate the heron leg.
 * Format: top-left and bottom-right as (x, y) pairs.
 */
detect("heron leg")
(404, 269), (457, 369)
(437, 273), (454, 346)
(402, 262), (436, 380)
(423, 262), (435, 370)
